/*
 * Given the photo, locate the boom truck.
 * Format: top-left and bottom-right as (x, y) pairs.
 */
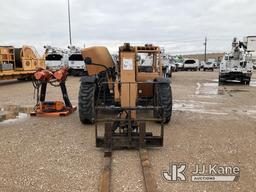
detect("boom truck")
(219, 37), (253, 85)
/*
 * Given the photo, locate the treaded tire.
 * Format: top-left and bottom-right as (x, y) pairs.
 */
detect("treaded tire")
(79, 82), (96, 124)
(218, 76), (225, 85)
(242, 78), (250, 85)
(154, 82), (172, 123)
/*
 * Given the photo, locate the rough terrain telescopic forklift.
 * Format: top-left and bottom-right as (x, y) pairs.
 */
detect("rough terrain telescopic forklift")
(78, 43), (172, 154)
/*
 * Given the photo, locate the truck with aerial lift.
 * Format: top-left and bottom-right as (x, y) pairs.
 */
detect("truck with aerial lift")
(219, 37), (254, 85)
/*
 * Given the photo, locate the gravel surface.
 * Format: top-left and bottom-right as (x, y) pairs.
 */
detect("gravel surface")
(0, 71), (255, 191)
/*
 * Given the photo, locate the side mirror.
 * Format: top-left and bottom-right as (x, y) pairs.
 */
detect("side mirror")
(84, 57), (92, 64)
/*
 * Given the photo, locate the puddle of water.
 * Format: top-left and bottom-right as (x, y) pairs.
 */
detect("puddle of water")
(245, 109), (256, 115)
(249, 79), (256, 87)
(196, 79), (252, 97)
(243, 109), (256, 119)
(173, 103), (200, 112)
(196, 82), (224, 96)
(0, 112), (28, 124)
(0, 105), (32, 124)
(176, 100), (218, 105)
(197, 111), (228, 115)
(233, 108), (256, 119)
(203, 83), (218, 87)
(173, 100), (227, 115)
(195, 82), (201, 95)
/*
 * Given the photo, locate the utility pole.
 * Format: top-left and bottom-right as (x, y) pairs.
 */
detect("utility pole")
(67, 0), (72, 45)
(204, 37), (207, 63)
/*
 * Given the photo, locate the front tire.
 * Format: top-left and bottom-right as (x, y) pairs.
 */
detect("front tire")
(219, 76), (225, 85)
(78, 82), (96, 124)
(154, 81), (172, 123)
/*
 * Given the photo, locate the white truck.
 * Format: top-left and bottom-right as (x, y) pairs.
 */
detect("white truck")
(67, 46), (86, 76)
(219, 37), (253, 85)
(183, 59), (199, 71)
(243, 36), (256, 69)
(203, 61), (214, 71)
(44, 46), (68, 71)
(208, 58), (217, 68)
(161, 54), (176, 77)
(173, 56), (184, 71)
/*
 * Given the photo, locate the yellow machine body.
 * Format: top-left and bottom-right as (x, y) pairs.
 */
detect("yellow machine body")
(81, 46), (114, 76)
(79, 44), (171, 150)
(81, 44), (163, 119)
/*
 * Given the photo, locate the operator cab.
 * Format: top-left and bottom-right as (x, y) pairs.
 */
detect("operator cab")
(135, 45), (162, 81)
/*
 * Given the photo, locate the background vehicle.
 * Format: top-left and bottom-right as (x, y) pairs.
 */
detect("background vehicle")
(219, 37), (253, 85)
(243, 36), (256, 69)
(162, 54), (175, 77)
(199, 61), (205, 70)
(173, 55), (184, 71)
(0, 45), (45, 80)
(67, 46), (86, 76)
(203, 61), (214, 71)
(175, 61), (184, 71)
(44, 46), (68, 71)
(208, 58), (217, 68)
(183, 59), (199, 71)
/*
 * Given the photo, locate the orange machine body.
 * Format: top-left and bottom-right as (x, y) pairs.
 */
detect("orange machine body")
(39, 101), (65, 112)
(31, 67), (77, 117)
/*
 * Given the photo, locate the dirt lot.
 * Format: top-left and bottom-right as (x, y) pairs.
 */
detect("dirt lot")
(0, 71), (255, 192)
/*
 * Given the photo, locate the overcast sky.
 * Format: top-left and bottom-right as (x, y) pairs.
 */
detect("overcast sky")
(0, 0), (256, 55)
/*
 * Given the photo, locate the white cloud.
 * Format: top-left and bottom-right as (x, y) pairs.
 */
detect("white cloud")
(0, 0), (256, 54)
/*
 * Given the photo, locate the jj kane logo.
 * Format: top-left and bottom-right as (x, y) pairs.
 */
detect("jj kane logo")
(162, 163), (187, 181)
(162, 163), (240, 182)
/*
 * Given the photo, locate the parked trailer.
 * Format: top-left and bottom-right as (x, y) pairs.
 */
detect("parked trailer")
(0, 46), (45, 80)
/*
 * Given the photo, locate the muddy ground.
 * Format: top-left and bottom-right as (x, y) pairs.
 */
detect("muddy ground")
(0, 71), (255, 192)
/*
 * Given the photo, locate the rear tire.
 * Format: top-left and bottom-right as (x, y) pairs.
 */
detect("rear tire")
(242, 78), (250, 85)
(79, 82), (96, 124)
(247, 78), (251, 85)
(154, 82), (172, 123)
(218, 76), (225, 85)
